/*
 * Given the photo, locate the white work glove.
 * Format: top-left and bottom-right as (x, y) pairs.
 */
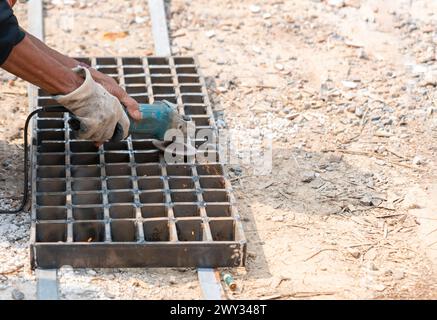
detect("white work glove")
(54, 66), (130, 142)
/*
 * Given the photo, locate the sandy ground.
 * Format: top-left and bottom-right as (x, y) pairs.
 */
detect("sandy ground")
(0, 0), (436, 299)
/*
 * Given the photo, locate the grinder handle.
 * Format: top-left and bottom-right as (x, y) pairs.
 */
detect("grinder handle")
(44, 106), (123, 143)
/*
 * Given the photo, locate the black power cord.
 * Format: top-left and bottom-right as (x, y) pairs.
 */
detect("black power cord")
(0, 106), (123, 214)
(0, 106), (70, 214)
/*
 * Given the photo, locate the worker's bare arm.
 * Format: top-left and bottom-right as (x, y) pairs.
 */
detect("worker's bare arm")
(0, 2), (135, 143)
(24, 31), (82, 69)
(2, 34), (83, 94)
(2, 40), (131, 143)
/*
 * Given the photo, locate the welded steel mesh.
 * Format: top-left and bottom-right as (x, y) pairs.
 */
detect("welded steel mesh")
(30, 56), (246, 268)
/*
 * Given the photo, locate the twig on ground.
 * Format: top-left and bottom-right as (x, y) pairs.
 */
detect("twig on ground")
(278, 190), (292, 200)
(261, 291), (336, 299)
(427, 240), (437, 248)
(230, 175), (249, 182)
(425, 227), (437, 236)
(386, 148), (406, 159)
(240, 84), (277, 89)
(345, 242), (376, 248)
(383, 222), (388, 238)
(376, 213), (406, 219)
(245, 224), (309, 233)
(328, 149), (422, 170)
(0, 264), (23, 275)
(304, 248), (338, 262)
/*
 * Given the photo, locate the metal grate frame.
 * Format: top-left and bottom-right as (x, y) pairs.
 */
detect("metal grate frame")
(30, 56), (246, 268)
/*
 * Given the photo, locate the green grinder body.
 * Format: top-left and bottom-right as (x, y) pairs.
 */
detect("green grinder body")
(128, 101), (175, 140)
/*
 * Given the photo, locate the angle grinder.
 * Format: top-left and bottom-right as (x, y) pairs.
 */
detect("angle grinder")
(0, 100), (196, 214)
(66, 99), (196, 156)
(127, 100), (196, 157)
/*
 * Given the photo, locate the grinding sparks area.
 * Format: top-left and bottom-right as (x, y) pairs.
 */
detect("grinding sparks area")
(30, 56), (246, 269)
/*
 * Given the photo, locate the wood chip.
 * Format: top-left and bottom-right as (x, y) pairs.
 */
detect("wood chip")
(102, 31), (129, 41)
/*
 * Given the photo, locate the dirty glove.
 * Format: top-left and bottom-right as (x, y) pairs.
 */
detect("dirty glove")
(54, 66), (130, 142)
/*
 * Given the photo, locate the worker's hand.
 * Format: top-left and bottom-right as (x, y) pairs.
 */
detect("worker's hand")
(89, 68), (142, 121)
(54, 66), (130, 143)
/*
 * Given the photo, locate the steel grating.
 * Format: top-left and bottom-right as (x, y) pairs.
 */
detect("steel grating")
(30, 56), (246, 269)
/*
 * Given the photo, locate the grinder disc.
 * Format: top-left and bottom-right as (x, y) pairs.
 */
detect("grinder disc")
(152, 140), (197, 157)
